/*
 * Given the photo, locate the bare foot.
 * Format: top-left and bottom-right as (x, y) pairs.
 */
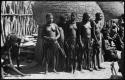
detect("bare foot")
(94, 67), (100, 71)
(80, 69), (84, 73)
(98, 66), (105, 69)
(53, 69), (58, 73)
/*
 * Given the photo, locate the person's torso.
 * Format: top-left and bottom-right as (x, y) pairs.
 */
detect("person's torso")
(43, 23), (57, 38)
(58, 27), (64, 42)
(94, 21), (102, 40)
(81, 21), (91, 39)
(66, 22), (77, 39)
(58, 22), (67, 39)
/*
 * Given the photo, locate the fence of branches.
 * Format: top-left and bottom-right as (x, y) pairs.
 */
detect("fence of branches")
(1, 1), (38, 46)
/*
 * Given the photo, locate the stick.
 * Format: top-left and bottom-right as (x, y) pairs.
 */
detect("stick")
(55, 41), (67, 58)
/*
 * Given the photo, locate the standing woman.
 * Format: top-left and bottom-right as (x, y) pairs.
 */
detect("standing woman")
(92, 13), (105, 70)
(35, 13), (60, 74)
(65, 12), (78, 73)
(57, 15), (68, 71)
(79, 13), (93, 71)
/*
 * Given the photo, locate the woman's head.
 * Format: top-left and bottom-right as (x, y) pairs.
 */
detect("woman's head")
(46, 13), (54, 24)
(82, 12), (90, 22)
(70, 12), (77, 21)
(95, 12), (103, 21)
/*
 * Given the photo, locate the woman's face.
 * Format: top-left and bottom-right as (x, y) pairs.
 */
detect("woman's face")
(46, 15), (54, 24)
(82, 13), (90, 22)
(71, 14), (76, 21)
(97, 14), (103, 21)
(64, 17), (68, 23)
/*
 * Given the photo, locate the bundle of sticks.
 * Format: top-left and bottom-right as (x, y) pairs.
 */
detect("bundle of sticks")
(1, 1), (38, 47)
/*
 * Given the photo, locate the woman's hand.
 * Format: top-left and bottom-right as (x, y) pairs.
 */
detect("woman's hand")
(50, 37), (57, 42)
(80, 43), (84, 48)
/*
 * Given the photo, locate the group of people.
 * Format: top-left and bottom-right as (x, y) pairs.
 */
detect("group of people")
(101, 15), (124, 62)
(101, 14), (124, 78)
(37, 12), (109, 74)
(1, 11), (124, 78)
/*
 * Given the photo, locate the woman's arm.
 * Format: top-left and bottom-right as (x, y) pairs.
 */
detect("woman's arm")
(77, 29), (84, 47)
(55, 25), (60, 40)
(91, 21), (99, 43)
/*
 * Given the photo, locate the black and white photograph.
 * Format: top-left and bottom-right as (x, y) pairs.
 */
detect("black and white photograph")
(1, 1), (124, 79)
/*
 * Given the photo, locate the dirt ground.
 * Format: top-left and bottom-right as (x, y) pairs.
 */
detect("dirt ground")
(4, 60), (122, 79)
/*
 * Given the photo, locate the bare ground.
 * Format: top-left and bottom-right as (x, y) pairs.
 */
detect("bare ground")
(4, 60), (122, 79)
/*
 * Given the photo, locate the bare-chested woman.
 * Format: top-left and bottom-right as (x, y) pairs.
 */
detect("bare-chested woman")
(41, 13), (60, 74)
(65, 12), (78, 73)
(57, 15), (68, 71)
(92, 13), (105, 70)
(79, 12), (93, 71)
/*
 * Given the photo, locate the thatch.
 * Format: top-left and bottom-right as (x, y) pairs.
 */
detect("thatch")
(97, 2), (124, 21)
(32, 1), (124, 25)
(32, 1), (104, 25)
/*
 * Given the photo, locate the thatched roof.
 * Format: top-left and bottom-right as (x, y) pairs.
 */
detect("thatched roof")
(32, 1), (104, 25)
(97, 2), (124, 21)
(32, 1), (124, 25)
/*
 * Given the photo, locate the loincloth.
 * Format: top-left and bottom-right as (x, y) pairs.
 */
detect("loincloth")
(81, 38), (93, 50)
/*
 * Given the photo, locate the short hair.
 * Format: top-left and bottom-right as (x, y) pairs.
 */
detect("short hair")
(82, 12), (90, 19)
(71, 12), (77, 17)
(95, 12), (101, 17)
(46, 13), (53, 18)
